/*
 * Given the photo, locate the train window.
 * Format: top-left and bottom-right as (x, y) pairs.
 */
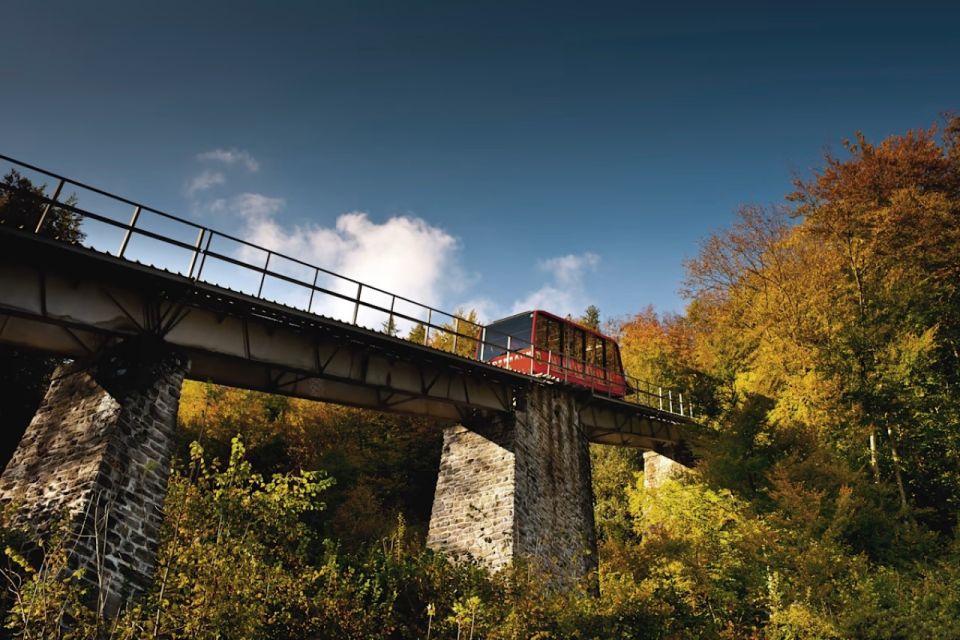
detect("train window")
(564, 325), (585, 362)
(603, 339), (621, 373)
(585, 333), (603, 367)
(534, 314), (562, 353)
(481, 313), (533, 361)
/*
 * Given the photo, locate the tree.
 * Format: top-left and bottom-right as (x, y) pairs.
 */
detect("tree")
(683, 119), (960, 528)
(0, 169), (83, 242)
(177, 381), (445, 544)
(787, 124), (960, 518)
(381, 316), (401, 337)
(145, 437), (336, 639)
(404, 308), (482, 359)
(580, 305), (601, 331)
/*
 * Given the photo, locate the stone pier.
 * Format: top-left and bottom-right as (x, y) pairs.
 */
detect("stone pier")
(642, 450), (687, 489)
(427, 385), (597, 584)
(0, 340), (185, 614)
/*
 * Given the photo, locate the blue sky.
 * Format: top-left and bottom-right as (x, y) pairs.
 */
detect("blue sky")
(3, 1), (958, 325)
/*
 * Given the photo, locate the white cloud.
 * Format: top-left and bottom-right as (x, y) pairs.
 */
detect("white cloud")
(185, 169), (226, 196)
(509, 252), (599, 318)
(454, 253), (601, 324)
(205, 194), (461, 329)
(210, 193), (285, 220)
(542, 253), (600, 288)
(185, 148), (259, 200)
(197, 148), (260, 172)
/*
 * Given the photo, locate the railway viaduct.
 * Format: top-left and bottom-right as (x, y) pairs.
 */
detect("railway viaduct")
(0, 156), (698, 612)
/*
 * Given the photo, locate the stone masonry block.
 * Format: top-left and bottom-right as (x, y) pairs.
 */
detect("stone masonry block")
(0, 339), (186, 615)
(427, 385), (597, 587)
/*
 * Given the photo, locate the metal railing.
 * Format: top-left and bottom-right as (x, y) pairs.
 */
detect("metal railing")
(0, 153), (694, 419)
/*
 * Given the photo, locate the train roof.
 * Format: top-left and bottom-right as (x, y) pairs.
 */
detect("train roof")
(487, 309), (619, 343)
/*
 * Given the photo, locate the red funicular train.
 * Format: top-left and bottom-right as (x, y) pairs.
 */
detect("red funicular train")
(478, 310), (628, 397)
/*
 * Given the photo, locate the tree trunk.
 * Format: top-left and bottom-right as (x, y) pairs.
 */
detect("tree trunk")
(887, 425), (909, 512)
(869, 431), (880, 483)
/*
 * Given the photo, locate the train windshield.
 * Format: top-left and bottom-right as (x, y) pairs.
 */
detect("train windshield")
(480, 312), (533, 361)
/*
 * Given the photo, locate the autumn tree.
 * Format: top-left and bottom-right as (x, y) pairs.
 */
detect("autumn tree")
(406, 308), (482, 359)
(580, 305), (601, 330)
(786, 121), (960, 520)
(683, 117), (960, 529)
(177, 381), (445, 544)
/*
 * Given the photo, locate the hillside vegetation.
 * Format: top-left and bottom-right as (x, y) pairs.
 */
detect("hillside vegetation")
(2, 117), (959, 638)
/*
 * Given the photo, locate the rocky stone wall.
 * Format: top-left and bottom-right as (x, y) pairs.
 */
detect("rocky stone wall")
(512, 385), (596, 581)
(427, 420), (516, 570)
(427, 385), (596, 585)
(642, 450), (687, 489)
(0, 341), (185, 614)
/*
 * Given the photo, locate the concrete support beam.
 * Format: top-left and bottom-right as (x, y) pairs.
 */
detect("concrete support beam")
(0, 340), (185, 614)
(427, 386), (597, 585)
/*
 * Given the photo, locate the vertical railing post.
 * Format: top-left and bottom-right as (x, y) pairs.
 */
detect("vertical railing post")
(679, 392), (684, 416)
(529, 337), (535, 375)
(34, 178), (65, 234)
(424, 309), (432, 345)
(257, 251), (272, 297)
(307, 267), (319, 312)
(195, 230), (213, 280)
(669, 390), (673, 413)
(506, 336), (512, 368)
(659, 386), (663, 411)
(452, 317), (460, 355)
(352, 283), (362, 324)
(388, 296), (396, 335)
(479, 327), (487, 360)
(186, 228), (207, 279)
(117, 206), (141, 258)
